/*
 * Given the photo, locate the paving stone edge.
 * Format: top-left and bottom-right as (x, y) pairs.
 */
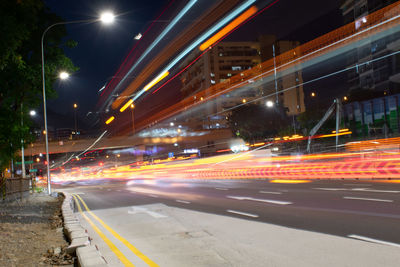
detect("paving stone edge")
(60, 192), (108, 267)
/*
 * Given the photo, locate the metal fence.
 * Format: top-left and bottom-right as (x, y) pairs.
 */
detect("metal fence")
(0, 177), (31, 202)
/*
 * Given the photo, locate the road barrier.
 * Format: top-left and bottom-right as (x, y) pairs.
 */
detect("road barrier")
(0, 177), (31, 202)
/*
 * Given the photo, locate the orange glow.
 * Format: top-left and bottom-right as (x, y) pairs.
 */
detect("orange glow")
(269, 180), (312, 184)
(52, 149), (400, 183)
(346, 136), (400, 151)
(105, 116), (115, 124)
(251, 142), (265, 147)
(143, 71), (169, 92)
(199, 6), (258, 51)
(120, 99), (134, 112)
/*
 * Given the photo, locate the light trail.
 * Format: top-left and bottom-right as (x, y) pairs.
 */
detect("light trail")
(131, 0), (257, 102)
(108, 0), (197, 100)
(100, 0), (175, 97)
(52, 146), (400, 183)
(199, 6), (258, 51)
(119, 99), (134, 112)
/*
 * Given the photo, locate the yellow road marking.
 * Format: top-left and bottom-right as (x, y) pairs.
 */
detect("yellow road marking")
(72, 195), (134, 266)
(74, 194), (159, 267)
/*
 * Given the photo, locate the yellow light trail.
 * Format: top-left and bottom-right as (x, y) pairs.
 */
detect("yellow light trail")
(320, 131), (352, 138)
(199, 6), (258, 51)
(120, 99), (134, 112)
(143, 71), (169, 92)
(105, 116), (115, 124)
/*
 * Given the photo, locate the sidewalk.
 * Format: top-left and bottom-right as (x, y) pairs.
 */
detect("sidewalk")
(0, 192), (74, 266)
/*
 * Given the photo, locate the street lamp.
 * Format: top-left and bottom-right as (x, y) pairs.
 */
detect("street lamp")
(73, 103), (78, 136)
(41, 11), (115, 194)
(30, 110), (37, 116)
(130, 104), (135, 135)
(59, 71), (70, 80)
(100, 11), (115, 24)
(266, 100), (274, 108)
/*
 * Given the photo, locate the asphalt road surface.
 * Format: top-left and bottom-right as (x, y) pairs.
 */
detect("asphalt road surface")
(58, 178), (400, 266)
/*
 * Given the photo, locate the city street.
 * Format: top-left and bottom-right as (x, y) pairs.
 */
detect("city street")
(59, 178), (400, 266)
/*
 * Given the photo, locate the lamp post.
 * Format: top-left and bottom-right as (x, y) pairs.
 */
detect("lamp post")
(41, 12), (115, 194)
(73, 103), (78, 137)
(130, 104), (135, 135)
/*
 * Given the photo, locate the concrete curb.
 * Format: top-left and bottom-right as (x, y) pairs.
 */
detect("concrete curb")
(60, 192), (108, 266)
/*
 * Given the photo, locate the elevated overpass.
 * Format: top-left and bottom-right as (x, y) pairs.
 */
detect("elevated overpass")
(26, 129), (233, 156)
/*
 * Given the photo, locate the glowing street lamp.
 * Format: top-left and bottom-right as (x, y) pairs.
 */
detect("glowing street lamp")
(100, 11), (115, 24)
(59, 71), (69, 80)
(29, 110), (37, 116)
(266, 100), (274, 108)
(41, 11), (115, 194)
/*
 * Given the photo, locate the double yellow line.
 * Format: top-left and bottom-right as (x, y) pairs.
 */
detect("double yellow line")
(72, 194), (158, 267)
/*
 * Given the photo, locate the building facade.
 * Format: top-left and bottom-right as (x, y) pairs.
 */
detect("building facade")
(180, 39), (306, 130)
(340, 0), (400, 95)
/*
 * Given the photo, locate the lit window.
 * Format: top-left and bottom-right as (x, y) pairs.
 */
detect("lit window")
(227, 73), (232, 77)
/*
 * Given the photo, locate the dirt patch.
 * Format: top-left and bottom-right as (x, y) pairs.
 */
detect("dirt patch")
(0, 193), (75, 266)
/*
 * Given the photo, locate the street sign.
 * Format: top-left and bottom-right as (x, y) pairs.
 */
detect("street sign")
(29, 169), (38, 173)
(16, 160), (34, 165)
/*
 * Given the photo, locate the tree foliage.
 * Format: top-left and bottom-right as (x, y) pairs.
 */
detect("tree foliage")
(227, 103), (290, 142)
(0, 0), (78, 173)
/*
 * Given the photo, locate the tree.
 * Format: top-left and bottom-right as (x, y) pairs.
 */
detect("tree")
(0, 0), (78, 174)
(227, 103), (290, 143)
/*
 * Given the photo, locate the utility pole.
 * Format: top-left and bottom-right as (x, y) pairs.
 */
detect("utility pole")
(335, 98), (341, 152)
(273, 43), (279, 105)
(130, 104), (135, 135)
(73, 103), (78, 138)
(21, 104), (26, 179)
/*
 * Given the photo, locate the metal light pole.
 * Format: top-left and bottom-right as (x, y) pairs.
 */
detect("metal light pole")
(40, 12), (115, 195)
(73, 103), (78, 137)
(20, 103), (26, 179)
(272, 43), (279, 105)
(130, 104), (135, 135)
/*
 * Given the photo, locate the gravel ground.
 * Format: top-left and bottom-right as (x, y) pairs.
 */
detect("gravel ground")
(0, 193), (75, 266)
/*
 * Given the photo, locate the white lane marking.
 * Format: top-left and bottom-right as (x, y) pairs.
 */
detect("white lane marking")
(259, 191), (282, 195)
(344, 184), (371, 186)
(343, 196), (393, 202)
(227, 195), (292, 205)
(348, 234), (400, 248)
(227, 209), (259, 218)
(148, 194), (158, 198)
(128, 207), (167, 218)
(215, 187), (229, 191)
(315, 187), (400, 193)
(313, 188), (347, 191)
(76, 193), (85, 195)
(107, 189), (112, 191)
(117, 190), (122, 192)
(176, 200), (191, 204)
(351, 188), (400, 193)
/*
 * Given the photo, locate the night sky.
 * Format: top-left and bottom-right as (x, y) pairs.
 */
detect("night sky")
(43, 0), (342, 129)
(44, 0), (167, 119)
